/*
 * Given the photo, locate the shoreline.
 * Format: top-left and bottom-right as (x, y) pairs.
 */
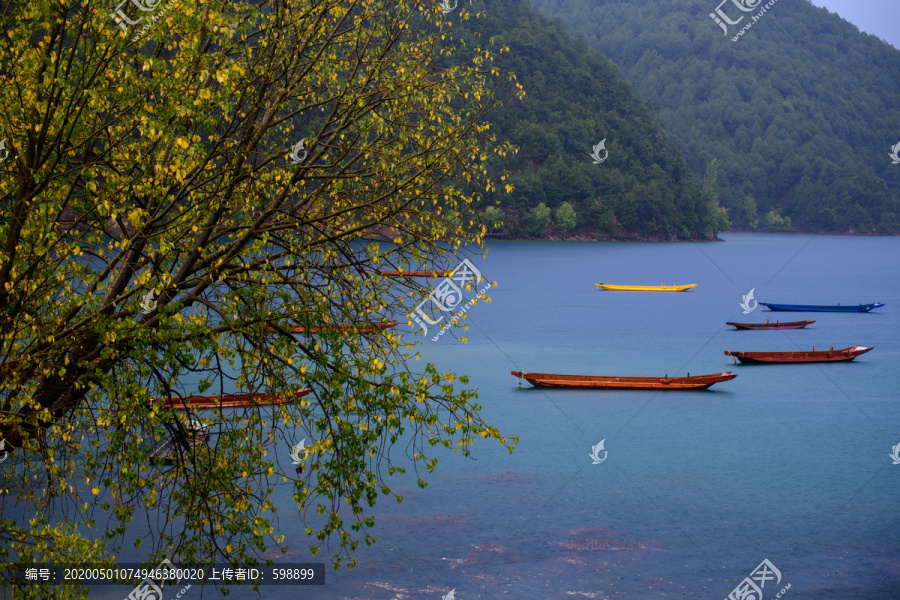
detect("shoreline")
(485, 230), (897, 242)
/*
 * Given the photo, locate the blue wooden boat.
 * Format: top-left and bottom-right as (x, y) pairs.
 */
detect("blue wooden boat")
(760, 302), (884, 313)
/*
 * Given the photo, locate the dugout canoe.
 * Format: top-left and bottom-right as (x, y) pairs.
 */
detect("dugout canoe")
(760, 302), (884, 313)
(595, 283), (697, 292)
(725, 319), (815, 330)
(510, 370), (736, 390)
(290, 321), (399, 334)
(724, 345), (873, 364)
(377, 270), (449, 277)
(149, 389), (311, 409)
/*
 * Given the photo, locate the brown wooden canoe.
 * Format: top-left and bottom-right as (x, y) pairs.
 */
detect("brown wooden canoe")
(376, 270), (449, 277)
(290, 321), (399, 334)
(510, 370), (737, 390)
(149, 389), (311, 409)
(724, 345), (872, 364)
(726, 320), (815, 330)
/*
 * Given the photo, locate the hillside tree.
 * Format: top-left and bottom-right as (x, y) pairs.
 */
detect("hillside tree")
(0, 0), (519, 595)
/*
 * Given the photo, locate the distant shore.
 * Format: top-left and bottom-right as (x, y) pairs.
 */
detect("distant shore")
(485, 229), (897, 242)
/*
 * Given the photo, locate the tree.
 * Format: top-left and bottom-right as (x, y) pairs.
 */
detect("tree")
(735, 193), (760, 230)
(527, 202), (552, 236)
(483, 206), (505, 233)
(761, 209), (793, 231)
(710, 205), (731, 238)
(606, 209), (622, 235)
(597, 207), (611, 230)
(0, 0), (519, 595)
(701, 158), (730, 237)
(701, 158), (720, 207)
(554, 201), (577, 232)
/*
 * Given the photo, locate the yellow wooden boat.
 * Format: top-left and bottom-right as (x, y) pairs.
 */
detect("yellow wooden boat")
(594, 283), (698, 292)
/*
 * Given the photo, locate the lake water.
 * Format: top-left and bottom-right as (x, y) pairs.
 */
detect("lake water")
(95, 233), (900, 600)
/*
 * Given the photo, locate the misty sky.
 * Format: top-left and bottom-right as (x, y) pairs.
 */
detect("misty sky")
(808, 0), (900, 49)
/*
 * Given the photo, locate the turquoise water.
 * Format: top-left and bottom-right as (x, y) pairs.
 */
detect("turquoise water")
(95, 234), (900, 599)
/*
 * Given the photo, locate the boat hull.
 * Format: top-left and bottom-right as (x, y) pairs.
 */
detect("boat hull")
(726, 320), (815, 330)
(377, 270), (449, 278)
(724, 345), (873, 364)
(595, 283), (697, 292)
(291, 321), (398, 334)
(760, 302), (884, 313)
(150, 389), (311, 409)
(510, 371), (736, 390)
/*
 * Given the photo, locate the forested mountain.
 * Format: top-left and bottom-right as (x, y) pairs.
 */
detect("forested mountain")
(464, 0), (728, 239)
(529, 0), (900, 234)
